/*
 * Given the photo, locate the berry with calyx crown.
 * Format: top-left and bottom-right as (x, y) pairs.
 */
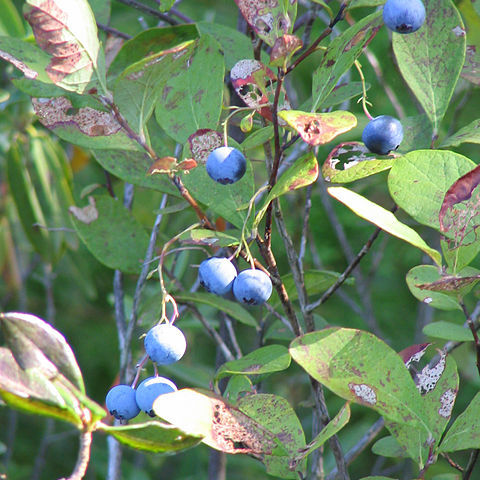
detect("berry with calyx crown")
(233, 269), (273, 306)
(135, 376), (177, 417)
(362, 115), (404, 155)
(199, 257), (237, 296)
(144, 323), (187, 365)
(105, 384), (140, 420)
(383, 0), (426, 34)
(206, 146), (247, 185)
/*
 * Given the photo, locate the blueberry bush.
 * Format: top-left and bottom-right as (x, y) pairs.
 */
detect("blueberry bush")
(1, 0), (480, 479)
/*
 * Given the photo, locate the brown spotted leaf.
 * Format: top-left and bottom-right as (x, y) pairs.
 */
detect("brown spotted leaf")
(231, 59), (290, 123)
(147, 157), (178, 175)
(270, 34), (302, 67)
(153, 388), (287, 456)
(24, 0), (106, 94)
(234, 0), (297, 47)
(188, 129), (223, 164)
(416, 274), (480, 292)
(278, 110), (357, 146)
(323, 142), (396, 183)
(439, 164), (480, 252)
(289, 328), (435, 466)
(398, 343), (430, 369)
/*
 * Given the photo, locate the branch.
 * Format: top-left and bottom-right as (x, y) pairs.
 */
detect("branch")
(96, 22), (132, 39)
(115, 0), (178, 25)
(62, 431), (93, 480)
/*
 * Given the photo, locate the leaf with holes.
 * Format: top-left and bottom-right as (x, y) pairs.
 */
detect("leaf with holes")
(388, 150), (475, 233)
(24, 0), (107, 94)
(255, 152), (318, 228)
(234, 0), (297, 47)
(392, 0), (465, 132)
(231, 59), (290, 123)
(188, 129), (223, 164)
(155, 35), (224, 143)
(98, 421), (203, 453)
(312, 11), (382, 111)
(69, 195), (150, 274)
(322, 142), (395, 183)
(328, 187), (442, 266)
(238, 394), (306, 479)
(270, 34), (302, 68)
(289, 328), (433, 466)
(215, 345), (291, 383)
(439, 391), (480, 452)
(278, 110), (356, 146)
(153, 388), (287, 456)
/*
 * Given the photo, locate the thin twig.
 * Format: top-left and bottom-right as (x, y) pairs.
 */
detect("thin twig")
(463, 450), (479, 480)
(62, 431), (93, 480)
(299, 185), (313, 271)
(222, 313), (243, 358)
(97, 22), (132, 40)
(115, 0), (177, 25)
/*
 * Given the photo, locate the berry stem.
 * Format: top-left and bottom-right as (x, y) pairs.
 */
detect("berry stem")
(354, 60), (373, 120)
(130, 353), (149, 388)
(221, 106), (253, 147)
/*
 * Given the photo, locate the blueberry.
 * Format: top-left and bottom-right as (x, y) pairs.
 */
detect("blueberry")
(105, 384), (140, 420)
(144, 323), (186, 365)
(206, 146), (247, 185)
(361, 115), (404, 155)
(383, 0), (426, 34)
(233, 269), (273, 306)
(135, 376), (177, 417)
(199, 257), (237, 296)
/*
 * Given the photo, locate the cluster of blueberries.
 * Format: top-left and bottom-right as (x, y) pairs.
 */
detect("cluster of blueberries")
(199, 257), (273, 305)
(105, 323), (187, 420)
(105, 0), (425, 424)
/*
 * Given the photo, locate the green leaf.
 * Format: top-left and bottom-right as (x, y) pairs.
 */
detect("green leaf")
(441, 118), (480, 148)
(0, 0), (25, 37)
(388, 150), (475, 232)
(289, 328), (433, 466)
(405, 265), (462, 311)
(312, 11), (383, 111)
(328, 186), (442, 266)
(439, 391), (480, 452)
(372, 436), (410, 458)
(392, 0), (466, 132)
(69, 195), (150, 274)
(98, 421), (203, 453)
(180, 152), (254, 230)
(255, 152), (318, 228)
(107, 25), (199, 82)
(174, 292), (257, 327)
(197, 21), (254, 70)
(179, 228), (240, 248)
(322, 142), (395, 184)
(153, 388), (287, 456)
(399, 115), (434, 153)
(321, 82), (369, 110)
(215, 345), (291, 382)
(458, 0), (480, 85)
(224, 376), (253, 404)
(24, 0), (107, 94)
(291, 402), (350, 469)
(238, 394), (306, 479)
(241, 126), (274, 151)
(423, 321), (474, 342)
(113, 40), (195, 136)
(279, 110), (357, 146)
(155, 35), (225, 143)
(0, 312), (84, 392)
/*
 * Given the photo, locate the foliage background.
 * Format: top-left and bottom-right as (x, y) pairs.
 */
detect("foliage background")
(0, 0), (480, 479)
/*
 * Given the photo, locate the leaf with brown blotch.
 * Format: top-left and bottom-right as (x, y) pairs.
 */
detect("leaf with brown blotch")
(278, 110), (357, 146)
(147, 157), (178, 175)
(270, 34), (302, 67)
(24, 0), (106, 94)
(416, 275), (480, 292)
(439, 164), (480, 250)
(153, 388), (287, 457)
(188, 129), (223, 164)
(234, 0), (297, 47)
(398, 343), (430, 369)
(230, 59), (290, 124)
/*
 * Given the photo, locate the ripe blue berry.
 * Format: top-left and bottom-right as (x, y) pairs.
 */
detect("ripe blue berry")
(233, 269), (273, 306)
(135, 376), (177, 417)
(106, 384), (140, 420)
(206, 146), (247, 185)
(144, 323), (186, 365)
(362, 115), (404, 155)
(383, 0), (426, 34)
(199, 257), (237, 296)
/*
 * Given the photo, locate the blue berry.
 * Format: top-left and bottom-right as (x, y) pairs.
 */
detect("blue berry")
(106, 384), (140, 420)
(144, 323), (186, 365)
(206, 146), (247, 185)
(233, 269), (273, 306)
(199, 257), (237, 296)
(362, 115), (403, 155)
(135, 376), (177, 417)
(383, 0), (426, 34)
